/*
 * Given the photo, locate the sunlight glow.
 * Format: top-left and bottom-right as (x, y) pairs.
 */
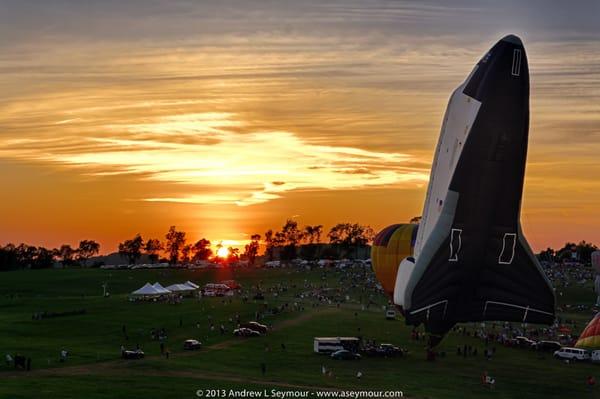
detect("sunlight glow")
(216, 247), (229, 258)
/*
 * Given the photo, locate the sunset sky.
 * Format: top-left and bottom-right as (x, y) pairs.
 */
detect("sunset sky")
(1, 1), (599, 253)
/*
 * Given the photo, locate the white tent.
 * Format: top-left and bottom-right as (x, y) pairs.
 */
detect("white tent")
(166, 283), (195, 293)
(185, 281), (200, 289)
(131, 283), (161, 296)
(152, 282), (172, 294)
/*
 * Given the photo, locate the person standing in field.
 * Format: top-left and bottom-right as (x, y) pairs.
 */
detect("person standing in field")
(588, 375), (596, 391)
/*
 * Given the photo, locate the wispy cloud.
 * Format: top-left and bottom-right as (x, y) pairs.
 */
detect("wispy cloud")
(0, 112), (427, 206)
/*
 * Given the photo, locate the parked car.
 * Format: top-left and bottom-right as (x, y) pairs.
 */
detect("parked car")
(378, 343), (405, 357)
(554, 347), (590, 361)
(557, 334), (577, 346)
(183, 339), (202, 350)
(363, 343), (404, 357)
(122, 349), (145, 359)
(331, 349), (361, 360)
(514, 336), (537, 348)
(385, 309), (396, 320)
(234, 328), (261, 337)
(534, 341), (562, 353)
(240, 321), (268, 334)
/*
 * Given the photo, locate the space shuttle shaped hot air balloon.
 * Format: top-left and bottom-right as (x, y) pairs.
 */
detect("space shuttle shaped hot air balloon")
(372, 35), (555, 344)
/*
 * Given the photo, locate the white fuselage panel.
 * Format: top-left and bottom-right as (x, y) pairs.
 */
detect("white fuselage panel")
(413, 79), (481, 259)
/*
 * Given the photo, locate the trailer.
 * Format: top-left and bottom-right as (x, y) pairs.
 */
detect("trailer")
(313, 337), (360, 354)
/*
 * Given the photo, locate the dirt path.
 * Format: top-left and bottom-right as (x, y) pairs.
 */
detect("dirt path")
(2, 307), (338, 380)
(207, 307), (336, 350)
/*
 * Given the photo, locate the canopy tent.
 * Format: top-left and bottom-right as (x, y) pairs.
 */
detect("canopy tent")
(152, 282), (172, 294)
(166, 283), (195, 293)
(131, 283), (162, 296)
(185, 281), (200, 289)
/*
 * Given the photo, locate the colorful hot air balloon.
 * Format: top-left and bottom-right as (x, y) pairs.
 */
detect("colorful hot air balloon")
(371, 224), (418, 297)
(575, 313), (600, 349)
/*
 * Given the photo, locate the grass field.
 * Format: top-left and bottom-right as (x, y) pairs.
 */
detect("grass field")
(1, 266), (599, 399)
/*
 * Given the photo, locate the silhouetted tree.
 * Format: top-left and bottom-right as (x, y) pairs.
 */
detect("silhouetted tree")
(16, 244), (37, 268)
(191, 239), (212, 262)
(118, 234), (144, 265)
(165, 226), (186, 264)
(300, 225), (324, 260)
(328, 223), (374, 258)
(77, 240), (100, 266)
(303, 225), (323, 244)
(0, 244), (19, 270)
(0, 245), (55, 269)
(32, 247), (56, 269)
(227, 247), (240, 263)
(538, 247), (556, 262)
(313, 225), (323, 243)
(243, 234), (261, 266)
(264, 229), (275, 261)
(280, 219), (302, 261)
(144, 239), (163, 263)
(556, 241), (598, 263)
(181, 244), (192, 264)
(58, 244), (75, 267)
(577, 240), (598, 264)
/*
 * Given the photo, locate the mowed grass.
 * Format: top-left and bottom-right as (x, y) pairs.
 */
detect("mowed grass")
(1, 266), (600, 398)
(1, 375), (278, 399)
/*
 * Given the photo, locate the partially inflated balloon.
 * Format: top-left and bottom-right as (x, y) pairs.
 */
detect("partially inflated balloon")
(575, 313), (600, 349)
(371, 224), (418, 297)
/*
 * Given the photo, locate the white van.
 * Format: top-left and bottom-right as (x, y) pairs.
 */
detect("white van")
(554, 347), (590, 361)
(591, 350), (600, 363)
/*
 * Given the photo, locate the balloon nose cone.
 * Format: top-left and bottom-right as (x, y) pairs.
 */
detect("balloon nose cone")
(501, 34), (523, 45)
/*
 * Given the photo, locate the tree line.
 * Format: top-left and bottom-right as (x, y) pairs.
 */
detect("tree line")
(4, 225), (596, 271)
(0, 240), (100, 270)
(538, 241), (598, 264)
(264, 220), (374, 261)
(117, 221), (374, 266)
(0, 220), (375, 270)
